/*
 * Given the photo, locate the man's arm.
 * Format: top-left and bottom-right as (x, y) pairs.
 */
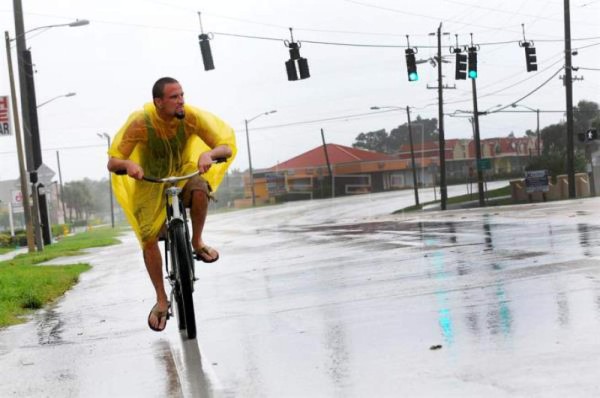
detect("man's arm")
(107, 157), (144, 180)
(197, 145), (233, 174)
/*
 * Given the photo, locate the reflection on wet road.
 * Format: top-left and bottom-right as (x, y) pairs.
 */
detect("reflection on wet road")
(1, 188), (599, 397)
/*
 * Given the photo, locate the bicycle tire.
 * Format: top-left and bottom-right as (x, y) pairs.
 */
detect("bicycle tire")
(167, 239), (186, 331)
(170, 221), (197, 339)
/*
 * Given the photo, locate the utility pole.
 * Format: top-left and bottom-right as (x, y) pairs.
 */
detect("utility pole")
(406, 107), (419, 207)
(55, 151), (68, 224)
(471, 78), (485, 207)
(436, 23), (448, 210)
(564, 0), (576, 198)
(536, 109), (541, 156)
(13, 0), (45, 250)
(320, 128), (334, 198)
(244, 119), (256, 206)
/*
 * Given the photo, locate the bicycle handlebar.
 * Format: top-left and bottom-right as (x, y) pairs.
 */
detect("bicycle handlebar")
(113, 157), (228, 183)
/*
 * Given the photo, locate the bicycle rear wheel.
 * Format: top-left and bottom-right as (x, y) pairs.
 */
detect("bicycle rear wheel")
(170, 221), (197, 339)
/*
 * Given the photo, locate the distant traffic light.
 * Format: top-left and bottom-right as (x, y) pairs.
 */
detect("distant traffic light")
(455, 51), (467, 80)
(578, 128), (598, 142)
(467, 47), (477, 79)
(405, 48), (418, 82)
(524, 44), (538, 72)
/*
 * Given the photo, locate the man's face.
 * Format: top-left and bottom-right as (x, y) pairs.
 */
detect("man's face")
(156, 82), (185, 119)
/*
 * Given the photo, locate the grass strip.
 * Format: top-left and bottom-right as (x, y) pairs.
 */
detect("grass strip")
(0, 227), (122, 328)
(394, 184), (512, 214)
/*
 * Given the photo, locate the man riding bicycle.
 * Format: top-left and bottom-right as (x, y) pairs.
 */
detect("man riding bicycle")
(106, 77), (236, 332)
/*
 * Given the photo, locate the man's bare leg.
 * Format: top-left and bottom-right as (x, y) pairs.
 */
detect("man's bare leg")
(143, 240), (169, 329)
(190, 190), (218, 261)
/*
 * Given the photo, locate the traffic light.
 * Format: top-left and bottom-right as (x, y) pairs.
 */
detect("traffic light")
(285, 41), (310, 81)
(467, 47), (477, 79)
(405, 48), (418, 82)
(524, 45), (538, 72)
(455, 51), (467, 80)
(198, 33), (215, 71)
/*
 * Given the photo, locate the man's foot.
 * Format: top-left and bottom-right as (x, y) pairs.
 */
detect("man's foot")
(194, 245), (220, 263)
(147, 302), (170, 332)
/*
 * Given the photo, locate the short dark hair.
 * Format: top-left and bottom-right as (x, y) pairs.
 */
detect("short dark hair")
(152, 77), (179, 99)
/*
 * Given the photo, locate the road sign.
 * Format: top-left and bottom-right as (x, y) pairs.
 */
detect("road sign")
(36, 163), (56, 186)
(477, 158), (491, 171)
(0, 96), (10, 136)
(11, 189), (24, 213)
(525, 170), (549, 193)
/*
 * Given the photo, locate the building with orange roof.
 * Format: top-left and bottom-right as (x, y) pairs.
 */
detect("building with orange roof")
(235, 135), (541, 207)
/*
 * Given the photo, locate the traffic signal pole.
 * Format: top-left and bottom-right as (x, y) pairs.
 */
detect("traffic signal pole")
(471, 78), (485, 207)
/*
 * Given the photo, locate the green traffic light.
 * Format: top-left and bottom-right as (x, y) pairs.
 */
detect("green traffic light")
(468, 70), (477, 79)
(409, 72), (419, 81)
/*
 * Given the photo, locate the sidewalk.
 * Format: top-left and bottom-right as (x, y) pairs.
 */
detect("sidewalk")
(0, 247), (28, 262)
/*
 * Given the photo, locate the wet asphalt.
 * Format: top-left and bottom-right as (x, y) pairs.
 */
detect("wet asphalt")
(1, 183), (599, 397)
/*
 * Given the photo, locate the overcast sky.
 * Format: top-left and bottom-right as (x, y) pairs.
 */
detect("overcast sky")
(1, 0), (599, 182)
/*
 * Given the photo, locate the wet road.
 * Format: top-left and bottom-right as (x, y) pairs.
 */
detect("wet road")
(1, 184), (600, 397)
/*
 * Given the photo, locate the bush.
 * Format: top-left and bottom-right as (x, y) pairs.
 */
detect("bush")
(51, 224), (70, 238)
(0, 234), (11, 248)
(11, 233), (27, 247)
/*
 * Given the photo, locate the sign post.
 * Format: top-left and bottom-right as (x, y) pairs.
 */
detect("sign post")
(525, 170), (549, 201)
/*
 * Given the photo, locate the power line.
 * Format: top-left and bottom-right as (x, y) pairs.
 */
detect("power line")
(212, 30), (600, 49)
(0, 143), (105, 156)
(490, 66), (566, 113)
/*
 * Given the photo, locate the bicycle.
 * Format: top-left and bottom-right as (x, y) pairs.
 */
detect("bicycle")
(115, 158), (225, 339)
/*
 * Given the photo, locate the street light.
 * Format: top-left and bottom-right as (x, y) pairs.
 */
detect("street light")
(371, 105), (420, 207)
(511, 103), (540, 156)
(10, 7), (89, 249)
(4, 31), (34, 251)
(37, 92), (76, 108)
(97, 133), (115, 228)
(245, 110), (277, 207)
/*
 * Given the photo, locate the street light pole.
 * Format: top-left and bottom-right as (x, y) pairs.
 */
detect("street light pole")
(4, 31), (34, 252)
(37, 92), (76, 108)
(12, 0), (89, 248)
(511, 104), (541, 156)
(97, 133), (115, 228)
(244, 110), (277, 207)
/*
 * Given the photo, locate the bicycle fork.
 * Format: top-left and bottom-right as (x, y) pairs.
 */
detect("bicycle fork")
(164, 185), (184, 317)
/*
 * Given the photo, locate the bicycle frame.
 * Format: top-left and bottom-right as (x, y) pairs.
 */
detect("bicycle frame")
(113, 158), (226, 339)
(144, 172), (199, 338)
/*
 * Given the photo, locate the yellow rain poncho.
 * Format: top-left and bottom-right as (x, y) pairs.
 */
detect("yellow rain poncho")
(108, 103), (236, 248)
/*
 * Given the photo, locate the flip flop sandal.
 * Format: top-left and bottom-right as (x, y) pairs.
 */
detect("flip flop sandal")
(147, 302), (170, 332)
(194, 245), (220, 263)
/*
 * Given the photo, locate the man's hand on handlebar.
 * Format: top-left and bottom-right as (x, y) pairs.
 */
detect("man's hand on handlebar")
(127, 162), (144, 180)
(197, 152), (213, 174)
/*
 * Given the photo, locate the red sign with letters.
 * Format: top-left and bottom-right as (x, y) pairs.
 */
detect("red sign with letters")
(0, 96), (10, 136)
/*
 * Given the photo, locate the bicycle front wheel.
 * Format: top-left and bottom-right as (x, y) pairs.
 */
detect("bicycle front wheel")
(170, 221), (197, 339)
